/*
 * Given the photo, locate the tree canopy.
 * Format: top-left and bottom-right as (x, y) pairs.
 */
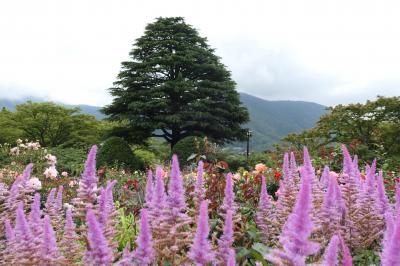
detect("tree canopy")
(284, 96), (400, 164)
(103, 17), (249, 147)
(0, 101), (108, 147)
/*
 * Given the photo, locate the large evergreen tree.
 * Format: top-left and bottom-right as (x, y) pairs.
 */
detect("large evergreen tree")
(103, 17), (249, 147)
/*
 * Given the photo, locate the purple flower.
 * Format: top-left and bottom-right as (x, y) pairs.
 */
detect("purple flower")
(55, 185), (64, 210)
(167, 154), (186, 214)
(145, 169), (153, 208)
(188, 200), (215, 265)
(283, 153), (290, 180)
(41, 215), (63, 265)
(269, 155), (319, 265)
(289, 151), (297, 176)
(4, 219), (14, 241)
(85, 209), (114, 265)
(151, 165), (166, 218)
(116, 247), (134, 266)
(227, 249), (236, 266)
(342, 145), (353, 176)
(381, 210), (400, 266)
(133, 208), (155, 266)
(319, 165), (330, 189)
(339, 235), (353, 266)
(194, 160), (206, 206)
(217, 210), (234, 264)
(221, 173), (235, 212)
(376, 170), (390, 215)
(322, 235), (340, 266)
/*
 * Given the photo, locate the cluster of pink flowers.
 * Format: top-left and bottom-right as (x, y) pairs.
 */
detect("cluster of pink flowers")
(1, 144), (400, 265)
(43, 154), (58, 179)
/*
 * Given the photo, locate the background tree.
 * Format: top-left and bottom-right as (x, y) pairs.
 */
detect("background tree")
(103, 17), (249, 148)
(4, 101), (105, 148)
(284, 96), (400, 166)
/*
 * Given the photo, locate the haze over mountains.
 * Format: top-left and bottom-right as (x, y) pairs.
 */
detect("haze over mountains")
(0, 93), (327, 151)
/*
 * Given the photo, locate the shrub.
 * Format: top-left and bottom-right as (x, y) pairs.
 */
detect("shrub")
(97, 137), (143, 171)
(133, 149), (157, 168)
(171, 136), (207, 166)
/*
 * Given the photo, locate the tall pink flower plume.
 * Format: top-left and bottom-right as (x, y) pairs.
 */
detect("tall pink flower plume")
(267, 161), (319, 265)
(77, 145), (99, 203)
(227, 249), (236, 266)
(342, 145), (353, 176)
(396, 181), (400, 216)
(116, 247), (134, 266)
(4, 219), (14, 241)
(167, 154), (186, 214)
(376, 170), (390, 215)
(151, 165), (166, 218)
(194, 160), (206, 206)
(188, 200), (215, 265)
(14, 203), (38, 263)
(221, 173), (235, 212)
(45, 188), (56, 209)
(218, 210), (234, 264)
(61, 207), (81, 263)
(319, 165), (330, 189)
(133, 208), (155, 266)
(85, 209), (114, 265)
(339, 235), (353, 266)
(283, 153), (290, 180)
(40, 215), (64, 265)
(55, 185), (63, 210)
(29, 193), (43, 237)
(145, 169), (153, 208)
(289, 151), (297, 176)
(322, 235), (340, 265)
(22, 163), (33, 181)
(381, 210), (400, 266)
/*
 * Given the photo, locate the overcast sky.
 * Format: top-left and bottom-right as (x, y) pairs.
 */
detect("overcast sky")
(1, 0), (400, 107)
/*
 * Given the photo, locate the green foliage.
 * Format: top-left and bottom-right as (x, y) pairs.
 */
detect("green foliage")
(284, 96), (400, 169)
(352, 249), (381, 266)
(115, 205), (138, 251)
(133, 149), (157, 168)
(171, 136), (206, 166)
(103, 17), (249, 147)
(0, 101), (106, 148)
(47, 147), (87, 176)
(97, 137), (143, 171)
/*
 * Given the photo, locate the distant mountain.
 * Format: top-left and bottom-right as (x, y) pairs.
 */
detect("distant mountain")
(237, 93), (327, 151)
(0, 93), (327, 150)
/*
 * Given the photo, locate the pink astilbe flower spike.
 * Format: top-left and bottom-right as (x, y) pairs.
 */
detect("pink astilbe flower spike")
(168, 154), (186, 216)
(283, 153), (290, 180)
(45, 188), (56, 209)
(85, 209), (114, 266)
(151, 165), (166, 219)
(256, 175), (275, 243)
(194, 160), (206, 210)
(396, 181), (400, 216)
(289, 151), (297, 177)
(339, 234), (353, 266)
(382, 211), (395, 256)
(188, 200), (215, 265)
(381, 210), (400, 266)
(145, 169), (153, 208)
(376, 170), (390, 215)
(319, 165), (330, 189)
(14, 203), (39, 264)
(74, 145), (99, 220)
(61, 207), (82, 263)
(21, 163), (33, 181)
(322, 234), (340, 266)
(116, 247), (134, 266)
(227, 249), (236, 266)
(4, 219), (14, 241)
(217, 210), (234, 264)
(40, 215), (64, 265)
(342, 145), (354, 176)
(29, 193), (43, 237)
(55, 185), (63, 210)
(133, 208), (155, 266)
(266, 160), (319, 265)
(221, 173), (235, 212)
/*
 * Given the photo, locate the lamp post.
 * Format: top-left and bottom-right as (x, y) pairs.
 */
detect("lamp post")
(246, 129), (252, 160)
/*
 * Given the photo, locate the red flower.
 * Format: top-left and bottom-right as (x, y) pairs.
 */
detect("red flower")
(274, 170), (282, 181)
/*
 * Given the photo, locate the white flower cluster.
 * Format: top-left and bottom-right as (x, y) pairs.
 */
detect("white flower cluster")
(26, 177), (42, 190)
(44, 154), (57, 165)
(44, 166), (58, 180)
(9, 140), (41, 155)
